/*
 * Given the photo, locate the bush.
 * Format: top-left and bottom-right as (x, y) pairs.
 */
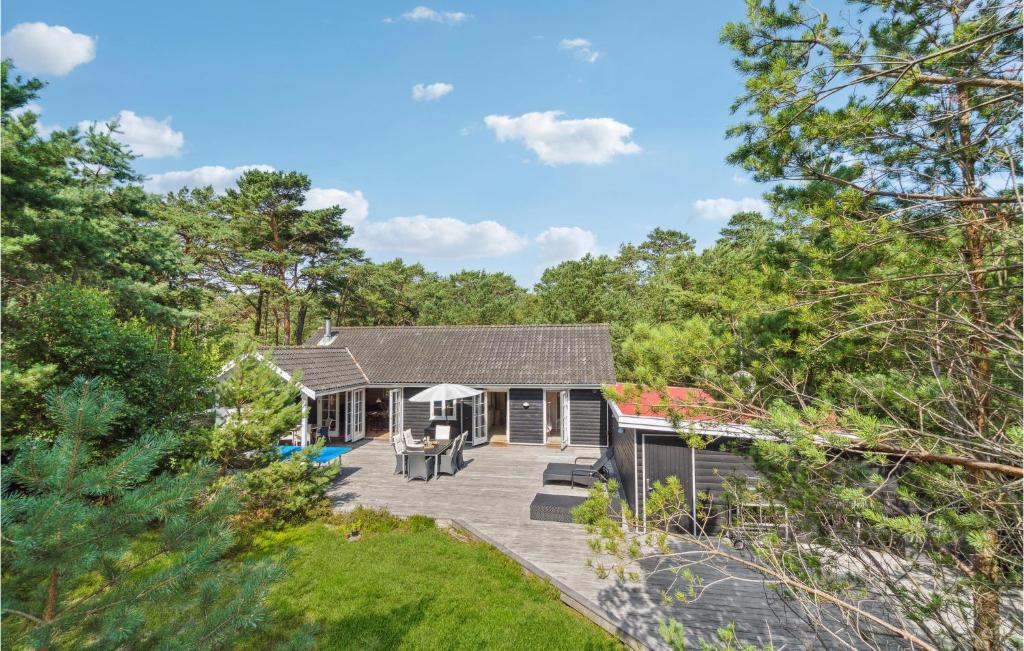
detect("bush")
(237, 445), (338, 530)
(2, 284), (213, 448)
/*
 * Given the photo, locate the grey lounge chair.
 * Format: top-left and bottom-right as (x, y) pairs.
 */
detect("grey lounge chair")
(542, 449), (613, 489)
(436, 440), (459, 478)
(406, 450), (433, 482)
(455, 432), (468, 469)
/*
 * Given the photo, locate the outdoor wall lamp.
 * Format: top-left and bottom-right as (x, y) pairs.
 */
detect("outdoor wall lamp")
(522, 402), (530, 408)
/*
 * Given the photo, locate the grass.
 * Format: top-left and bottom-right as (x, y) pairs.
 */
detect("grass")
(242, 509), (621, 650)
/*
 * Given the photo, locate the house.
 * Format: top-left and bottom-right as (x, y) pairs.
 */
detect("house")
(252, 322), (617, 449)
(608, 384), (760, 533)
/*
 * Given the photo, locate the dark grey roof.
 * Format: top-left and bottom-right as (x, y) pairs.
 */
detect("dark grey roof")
(260, 347), (368, 394)
(289, 324), (615, 386)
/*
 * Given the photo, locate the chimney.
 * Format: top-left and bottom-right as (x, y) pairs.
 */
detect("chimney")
(324, 318), (331, 337)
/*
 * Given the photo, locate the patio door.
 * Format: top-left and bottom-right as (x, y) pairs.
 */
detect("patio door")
(471, 392), (487, 446)
(320, 393), (339, 440)
(559, 390), (570, 450)
(346, 389), (365, 442)
(388, 388), (404, 435)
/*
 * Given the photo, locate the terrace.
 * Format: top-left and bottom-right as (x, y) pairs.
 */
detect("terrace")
(329, 439), (824, 649)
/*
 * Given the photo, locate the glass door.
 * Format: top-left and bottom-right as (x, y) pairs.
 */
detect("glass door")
(471, 391), (487, 446)
(388, 388), (404, 436)
(346, 388), (365, 442)
(321, 393), (339, 440)
(559, 390), (570, 450)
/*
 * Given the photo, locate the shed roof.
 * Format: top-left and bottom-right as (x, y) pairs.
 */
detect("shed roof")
(612, 383), (717, 420)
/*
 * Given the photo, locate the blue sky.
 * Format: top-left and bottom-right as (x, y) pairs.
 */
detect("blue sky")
(3, 1), (769, 283)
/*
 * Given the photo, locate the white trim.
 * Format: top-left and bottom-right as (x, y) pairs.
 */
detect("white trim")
(632, 428), (639, 532)
(690, 447), (697, 535)
(541, 393), (547, 445)
(429, 399), (457, 421)
(641, 432), (648, 531)
(563, 390), (571, 446)
(300, 399), (309, 446)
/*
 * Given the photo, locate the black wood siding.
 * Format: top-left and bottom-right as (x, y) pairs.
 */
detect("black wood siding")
(640, 433), (695, 533)
(569, 389), (607, 446)
(508, 388), (544, 444)
(693, 445), (758, 533)
(403, 387), (430, 437)
(634, 432), (760, 533)
(456, 399), (472, 438)
(306, 397), (316, 424)
(610, 427), (637, 514)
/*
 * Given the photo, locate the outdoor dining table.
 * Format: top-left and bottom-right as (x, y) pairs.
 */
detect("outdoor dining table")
(413, 439), (453, 479)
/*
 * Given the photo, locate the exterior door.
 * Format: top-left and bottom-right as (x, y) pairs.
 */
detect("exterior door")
(388, 388), (404, 435)
(559, 390), (570, 450)
(643, 435), (694, 533)
(346, 389), (365, 442)
(471, 392), (487, 446)
(320, 393), (339, 439)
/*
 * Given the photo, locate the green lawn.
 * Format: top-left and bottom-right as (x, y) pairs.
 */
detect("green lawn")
(243, 511), (620, 650)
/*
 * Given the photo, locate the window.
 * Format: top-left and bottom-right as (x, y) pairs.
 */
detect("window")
(430, 399), (456, 420)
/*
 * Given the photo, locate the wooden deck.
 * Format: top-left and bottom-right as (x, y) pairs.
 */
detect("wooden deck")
(329, 439), (827, 650)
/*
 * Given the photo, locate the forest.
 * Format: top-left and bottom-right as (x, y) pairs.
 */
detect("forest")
(1, 0), (1021, 649)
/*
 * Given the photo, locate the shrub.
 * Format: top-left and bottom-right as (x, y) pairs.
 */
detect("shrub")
(237, 445), (338, 530)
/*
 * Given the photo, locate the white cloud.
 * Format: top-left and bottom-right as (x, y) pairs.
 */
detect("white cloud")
(411, 82), (454, 102)
(80, 110), (184, 158)
(2, 22), (95, 75)
(355, 215), (525, 258)
(395, 6), (468, 24)
(559, 37), (600, 63)
(484, 111), (641, 166)
(535, 226), (598, 266)
(692, 197), (769, 220)
(731, 172), (750, 185)
(9, 102), (43, 118)
(302, 188), (369, 224)
(143, 164), (274, 194)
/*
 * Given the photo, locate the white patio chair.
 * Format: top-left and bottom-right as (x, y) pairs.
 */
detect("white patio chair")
(403, 428), (423, 450)
(392, 435), (407, 475)
(434, 424), (451, 441)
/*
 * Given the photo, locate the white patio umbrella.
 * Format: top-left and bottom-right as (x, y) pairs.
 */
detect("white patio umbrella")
(407, 383), (482, 402)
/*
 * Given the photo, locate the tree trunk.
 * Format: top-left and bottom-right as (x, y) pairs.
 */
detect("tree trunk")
(38, 565), (58, 650)
(282, 296), (291, 344)
(951, 76), (1000, 651)
(254, 290), (264, 336)
(295, 302), (307, 345)
(971, 465), (1002, 651)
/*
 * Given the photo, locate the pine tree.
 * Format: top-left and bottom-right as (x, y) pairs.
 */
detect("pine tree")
(210, 351), (303, 472)
(1, 377), (285, 649)
(214, 170), (361, 344)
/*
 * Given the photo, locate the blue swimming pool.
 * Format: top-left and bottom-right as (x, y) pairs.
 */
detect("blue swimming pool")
(278, 445), (352, 464)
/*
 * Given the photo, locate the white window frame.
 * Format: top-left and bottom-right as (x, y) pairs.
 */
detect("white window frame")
(321, 393), (339, 436)
(430, 399), (456, 421)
